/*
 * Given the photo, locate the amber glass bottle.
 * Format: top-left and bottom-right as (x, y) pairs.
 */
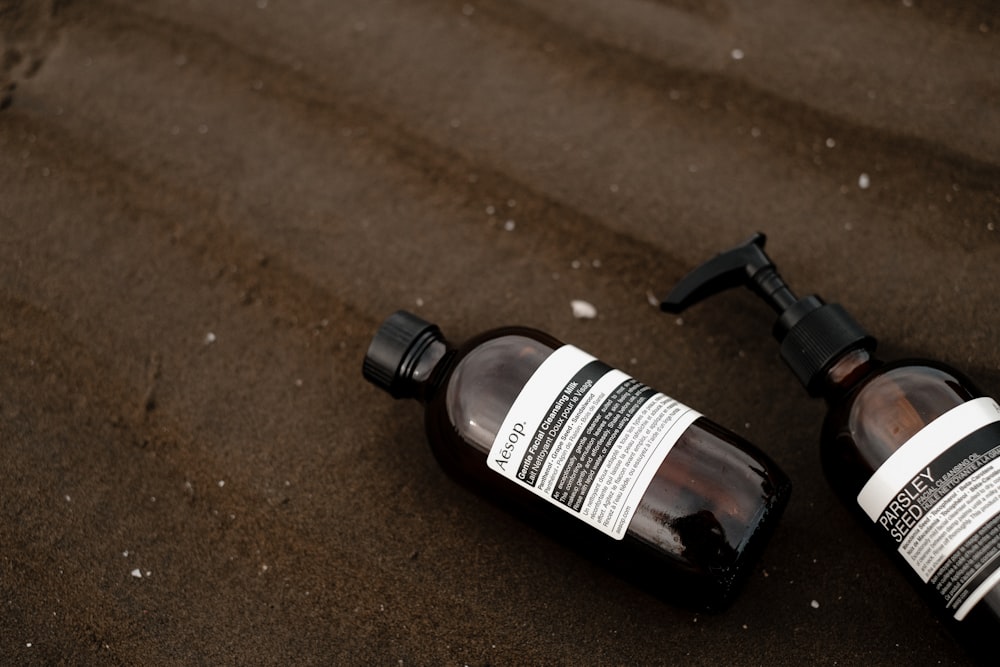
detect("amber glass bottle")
(363, 310), (790, 611)
(662, 233), (1000, 631)
(820, 349), (1000, 627)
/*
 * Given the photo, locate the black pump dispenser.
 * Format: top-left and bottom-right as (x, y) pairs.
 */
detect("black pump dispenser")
(661, 233), (875, 395)
(660, 233), (1000, 645)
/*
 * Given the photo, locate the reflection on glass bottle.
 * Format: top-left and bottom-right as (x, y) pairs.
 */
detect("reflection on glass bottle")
(363, 310), (790, 611)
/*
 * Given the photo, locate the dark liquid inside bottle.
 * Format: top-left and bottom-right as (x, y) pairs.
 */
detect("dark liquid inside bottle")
(372, 319), (791, 611)
(821, 349), (1000, 645)
(660, 232), (1000, 650)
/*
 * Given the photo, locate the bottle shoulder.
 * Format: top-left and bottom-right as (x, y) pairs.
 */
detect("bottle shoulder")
(421, 328), (562, 461)
(838, 359), (979, 424)
(440, 330), (559, 453)
(822, 358), (982, 473)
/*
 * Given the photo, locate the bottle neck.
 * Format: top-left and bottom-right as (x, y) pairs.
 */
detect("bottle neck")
(407, 339), (450, 403)
(819, 347), (877, 404)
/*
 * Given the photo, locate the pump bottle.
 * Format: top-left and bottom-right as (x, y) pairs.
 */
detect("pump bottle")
(362, 310), (790, 610)
(661, 233), (1000, 629)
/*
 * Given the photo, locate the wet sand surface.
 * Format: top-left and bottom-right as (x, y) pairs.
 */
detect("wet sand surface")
(2, 1), (999, 664)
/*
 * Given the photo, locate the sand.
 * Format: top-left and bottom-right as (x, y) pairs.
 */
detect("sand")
(2, 0), (998, 664)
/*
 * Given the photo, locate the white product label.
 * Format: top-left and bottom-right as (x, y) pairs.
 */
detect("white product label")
(487, 345), (701, 540)
(857, 397), (1000, 620)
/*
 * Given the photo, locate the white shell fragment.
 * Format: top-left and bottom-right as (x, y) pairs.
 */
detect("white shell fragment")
(571, 299), (597, 319)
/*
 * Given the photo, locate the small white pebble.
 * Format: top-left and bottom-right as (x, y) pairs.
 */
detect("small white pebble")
(571, 300), (597, 319)
(64, 495), (71, 502)
(731, 48), (745, 61)
(415, 297), (424, 307)
(485, 205), (495, 215)
(218, 480), (225, 488)
(810, 599), (820, 609)
(131, 569), (143, 578)
(987, 222), (995, 232)
(504, 219), (516, 231)
(122, 550), (129, 557)
(858, 173), (870, 189)
(295, 378), (303, 387)
(26, 643), (32, 648)
(571, 260), (581, 269)
(204, 332), (217, 345)
(825, 137), (836, 148)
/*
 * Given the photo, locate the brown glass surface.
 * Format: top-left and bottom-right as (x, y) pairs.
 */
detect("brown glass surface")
(821, 351), (979, 497)
(820, 350), (1000, 643)
(422, 328), (790, 609)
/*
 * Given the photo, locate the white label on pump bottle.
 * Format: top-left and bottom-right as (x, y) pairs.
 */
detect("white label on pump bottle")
(857, 397), (1000, 620)
(487, 345), (701, 540)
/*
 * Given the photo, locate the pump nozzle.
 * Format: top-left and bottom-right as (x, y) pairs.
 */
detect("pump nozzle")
(661, 233), (876, 395)
(661, 233), (802, 315)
